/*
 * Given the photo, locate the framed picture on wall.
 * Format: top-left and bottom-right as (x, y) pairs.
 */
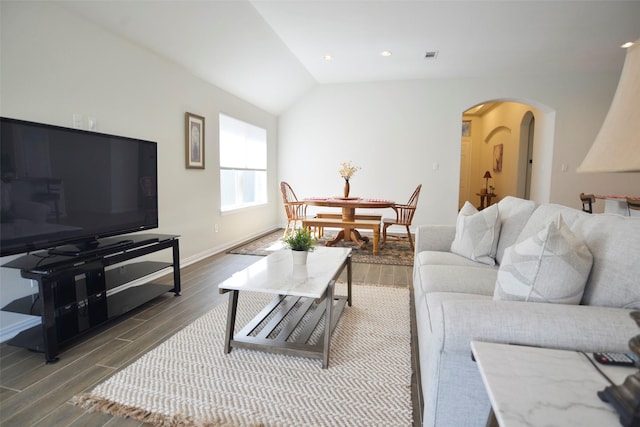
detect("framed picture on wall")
(493, 144), (503, 172)
(185, 112), (205, 169)
(462, 120), (471, 137)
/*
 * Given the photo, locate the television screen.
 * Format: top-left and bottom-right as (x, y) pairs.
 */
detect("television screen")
(1, 117), (158, 257)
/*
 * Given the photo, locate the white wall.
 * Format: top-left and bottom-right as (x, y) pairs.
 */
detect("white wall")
(278, 74), (640, 225)
(0, 2), (280, 338)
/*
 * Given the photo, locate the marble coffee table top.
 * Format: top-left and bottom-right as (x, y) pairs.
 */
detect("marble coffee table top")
(218, 246), (351, 299)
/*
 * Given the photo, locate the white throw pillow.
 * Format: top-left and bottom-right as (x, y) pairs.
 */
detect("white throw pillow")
(451, 201), (501, 266)
(494, 215), (593, 304)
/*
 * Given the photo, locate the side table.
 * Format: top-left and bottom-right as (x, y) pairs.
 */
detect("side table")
(476, 192), (497, 210)
(471, 341), (634, 427)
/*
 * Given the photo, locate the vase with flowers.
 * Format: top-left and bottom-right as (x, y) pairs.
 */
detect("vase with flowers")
(339, 161), (361, 198)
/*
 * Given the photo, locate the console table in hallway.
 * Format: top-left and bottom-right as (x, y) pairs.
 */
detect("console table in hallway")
(476, 193), (497, 210)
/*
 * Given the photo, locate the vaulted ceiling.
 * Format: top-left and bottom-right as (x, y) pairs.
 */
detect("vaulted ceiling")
(60, 1), (640, 114)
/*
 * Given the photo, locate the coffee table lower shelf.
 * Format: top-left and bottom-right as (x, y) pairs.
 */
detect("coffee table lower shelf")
(223, 281), (348, 368)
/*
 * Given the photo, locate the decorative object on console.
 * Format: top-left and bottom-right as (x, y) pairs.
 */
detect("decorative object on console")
(578, 40), (640, 172)
(282, 227), (316, 264)
(598, 311), (640, 427)
(339, 161), (360, 198)
(483, 170), (492, 194)
(185, 112), (205, 169)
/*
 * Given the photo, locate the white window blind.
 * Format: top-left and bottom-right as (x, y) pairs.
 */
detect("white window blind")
(219, 114), (267, 212)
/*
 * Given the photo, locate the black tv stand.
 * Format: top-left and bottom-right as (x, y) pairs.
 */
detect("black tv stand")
(48, 238), (142, 256)
(2, 234), (180, 363)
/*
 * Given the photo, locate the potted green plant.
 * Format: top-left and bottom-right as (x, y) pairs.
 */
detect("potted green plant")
(282, 227), (316, 264)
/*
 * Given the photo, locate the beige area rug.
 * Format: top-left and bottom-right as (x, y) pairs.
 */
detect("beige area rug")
(228, 229), (414, 267)
(72, 284), (413, 426)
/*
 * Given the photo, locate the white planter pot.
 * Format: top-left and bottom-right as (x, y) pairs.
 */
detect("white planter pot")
(291, 250), (308, 265)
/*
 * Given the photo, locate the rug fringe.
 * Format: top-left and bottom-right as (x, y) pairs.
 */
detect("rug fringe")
(71, 393), (265, 427)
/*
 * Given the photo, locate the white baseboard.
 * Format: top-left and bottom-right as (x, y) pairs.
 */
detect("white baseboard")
(0, 311), (41, 343)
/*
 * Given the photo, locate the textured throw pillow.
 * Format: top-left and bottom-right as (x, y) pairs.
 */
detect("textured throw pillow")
(494, 215), (593, 304)
(451, 201), (501, 266)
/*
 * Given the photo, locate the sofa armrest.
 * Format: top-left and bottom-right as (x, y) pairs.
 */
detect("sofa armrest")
(414, 225), (456, 253)
(432, 297), (637, 354)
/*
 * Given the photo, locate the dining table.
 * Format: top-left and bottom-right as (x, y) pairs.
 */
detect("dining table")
(303, 197), (395, 249)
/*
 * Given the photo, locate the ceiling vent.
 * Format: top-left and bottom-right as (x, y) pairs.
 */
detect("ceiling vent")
(425, 51), (439, 59)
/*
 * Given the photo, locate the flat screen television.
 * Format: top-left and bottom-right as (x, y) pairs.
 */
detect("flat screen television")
(1, 117), (158, 257)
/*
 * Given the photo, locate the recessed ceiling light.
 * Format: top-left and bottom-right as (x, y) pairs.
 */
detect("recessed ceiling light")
(621, 41), (635, 48)
(323, 55), (333, 61)
(381, 50), (392, 57)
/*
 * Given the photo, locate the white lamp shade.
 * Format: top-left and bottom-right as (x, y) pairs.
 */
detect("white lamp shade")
(578, 40), (640, 173)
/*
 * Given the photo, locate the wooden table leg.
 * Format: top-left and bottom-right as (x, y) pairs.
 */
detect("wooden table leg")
(324, 230), (344, 247)
(349, 229), (367, 249)
(372, 227), (380, 255)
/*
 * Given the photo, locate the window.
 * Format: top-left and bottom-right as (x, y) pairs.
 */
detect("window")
(219, 114), (267, 212)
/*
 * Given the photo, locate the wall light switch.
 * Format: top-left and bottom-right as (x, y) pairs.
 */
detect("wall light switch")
(88, 117), (97, 131)
(433, 162), (439, 171)
(72, 114), (83, 129)
(561, 163), (568, 172)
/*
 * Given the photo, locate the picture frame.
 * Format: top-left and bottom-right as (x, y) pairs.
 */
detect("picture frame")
(462, 120), (471, 137)
(493, 144), (503, 172)
(185, 112), (205, 169)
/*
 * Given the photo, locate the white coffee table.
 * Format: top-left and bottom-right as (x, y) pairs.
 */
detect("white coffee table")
(218, 247), (352, 368)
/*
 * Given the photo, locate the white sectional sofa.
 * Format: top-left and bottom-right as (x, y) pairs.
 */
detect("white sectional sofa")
(412, 196), (640, 427)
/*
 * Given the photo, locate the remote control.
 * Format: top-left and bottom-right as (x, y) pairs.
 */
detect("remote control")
(593, 352), (638, 366)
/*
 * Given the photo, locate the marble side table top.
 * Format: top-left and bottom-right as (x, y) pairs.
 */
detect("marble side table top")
(471, 341), (635, 427)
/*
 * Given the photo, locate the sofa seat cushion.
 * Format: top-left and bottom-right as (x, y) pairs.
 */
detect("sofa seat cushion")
(418, 264), (498, 296)
(573, 214), (640, 309)
(451, 202), (501, 266)
(494, 215), (593, 304)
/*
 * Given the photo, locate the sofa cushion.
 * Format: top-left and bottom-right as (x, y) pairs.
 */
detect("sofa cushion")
(494, 215), (593, 304)
(451, 202), (501, 266)
(495, 196), (537, 264)
(416, 250), (495, 268)
(516, 203), (586, 244)
(419, 264), (498, 296)
(573, 214), (640, 309)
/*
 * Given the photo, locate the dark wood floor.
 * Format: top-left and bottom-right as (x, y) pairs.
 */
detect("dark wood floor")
(0, 251), (419, 426)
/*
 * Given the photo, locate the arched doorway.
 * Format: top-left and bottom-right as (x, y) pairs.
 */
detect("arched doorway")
(459, 101), (540, 209)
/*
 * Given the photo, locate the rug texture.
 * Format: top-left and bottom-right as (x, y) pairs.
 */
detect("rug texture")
(72, 284), (413, 426)
(228, 229), (414, 266)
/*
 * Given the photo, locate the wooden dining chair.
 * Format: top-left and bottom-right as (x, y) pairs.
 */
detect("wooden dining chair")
(280, 181), (308, 236)
(580, 193), (596, 214)
(381, 184), (422, 251)
(627, 198), (640, 215)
